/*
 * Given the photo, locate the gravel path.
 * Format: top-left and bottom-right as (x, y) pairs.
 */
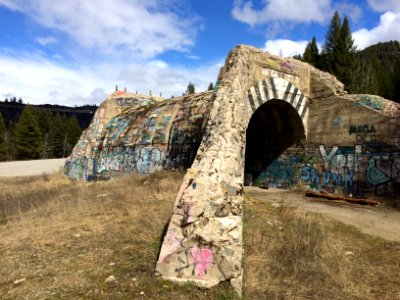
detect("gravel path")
(0, 158), (66, 177)
(245, 186), (400, 242)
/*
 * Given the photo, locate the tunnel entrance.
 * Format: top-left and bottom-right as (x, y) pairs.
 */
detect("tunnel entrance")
(244, 99), (305, 186)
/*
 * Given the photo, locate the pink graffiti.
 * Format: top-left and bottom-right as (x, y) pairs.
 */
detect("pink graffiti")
(190, 246), (213, 279)
(158, 229), (180, 263)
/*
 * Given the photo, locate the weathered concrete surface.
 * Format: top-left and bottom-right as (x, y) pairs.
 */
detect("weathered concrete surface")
(0, 158), (66, 177)
(64, 44), (400, 295)
(64, 91), (211, 180)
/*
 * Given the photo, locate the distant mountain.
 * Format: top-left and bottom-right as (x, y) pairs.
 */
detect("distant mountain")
(358, 41), (400, 103)
(0, 101), (97, 129)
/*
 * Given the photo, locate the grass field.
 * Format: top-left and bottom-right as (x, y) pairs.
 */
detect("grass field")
(0, 172), (399, 299)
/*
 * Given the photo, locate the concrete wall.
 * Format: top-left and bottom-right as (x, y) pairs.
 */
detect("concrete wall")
(65, 91), (212, 180)
(64, 44), (400, 296)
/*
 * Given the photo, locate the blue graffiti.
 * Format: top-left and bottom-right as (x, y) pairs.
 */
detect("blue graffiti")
(301, 165), (353, 188)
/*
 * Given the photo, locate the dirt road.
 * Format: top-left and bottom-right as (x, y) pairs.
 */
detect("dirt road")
(0, 158), (66, 177)
(245, 186), (400, 242)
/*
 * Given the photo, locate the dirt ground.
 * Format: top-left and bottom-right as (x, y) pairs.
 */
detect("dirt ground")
(0, 158), (66, 177)
(245, 186), (400, 242)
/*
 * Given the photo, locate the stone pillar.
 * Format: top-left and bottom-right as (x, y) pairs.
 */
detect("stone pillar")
(156, 46), (253, 295)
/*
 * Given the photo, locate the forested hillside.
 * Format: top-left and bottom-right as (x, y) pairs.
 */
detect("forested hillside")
(0, 102), (96, 161)
(297, 11), (400, 104)
(358, 41), (400, 102)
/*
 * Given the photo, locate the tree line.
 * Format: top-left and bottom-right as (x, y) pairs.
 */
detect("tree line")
(0, 106), (82, 161)
(295, 11), (400, 103)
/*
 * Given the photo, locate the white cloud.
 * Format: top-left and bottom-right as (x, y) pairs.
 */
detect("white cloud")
(0, 53), (221, 105)
(232, 0), (333, 26)
(36, 36), (58, 47)
(334, 2), (363, 23)
(353, 11), (400, 49)
(0, 0), (199, 58)
(116, 60), (223, 98)
(367, 0), (400, 12)
(264, 39), (309, 57)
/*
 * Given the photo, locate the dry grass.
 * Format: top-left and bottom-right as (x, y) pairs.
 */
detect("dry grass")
(0, 172), (236, 300)
(243, 195), (400, 300)
(1, 172), (399, 299)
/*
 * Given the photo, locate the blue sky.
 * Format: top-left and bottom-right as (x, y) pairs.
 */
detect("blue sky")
(0, 0), (399, 106)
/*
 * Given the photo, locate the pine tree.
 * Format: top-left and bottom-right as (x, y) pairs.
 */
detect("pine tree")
(336, 16), (359, 92)
(320, 12), (360, 93)
(14, 106), (43, 159)
(186, 82), (195, 94)
(66, 116), (82, 156)
(303, 36), (319, 67)
(324, 11), (341, 54)
(36, 110), (55, 158)
(320, 11), (342, 73)
(208, 82), (214, 91)
(0, 113), (7, 161)
(6, 120), (16, 160)
(51, 113), (68, 158)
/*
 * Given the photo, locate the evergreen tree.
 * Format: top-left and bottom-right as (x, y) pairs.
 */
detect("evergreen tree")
(51, 113), (68, 158)
(66, 116), (82, 155)
(208, 82), (214, 91)
(186, 82), (195, 94)
(393, 60), (400, 102)
(303, 36), (319, 67)
(292, 54), (302, 60)
(14, 106), (43, 159)
(323, 11), (341, 54)
(336, 16), (359, 92)
(0, 113), (7, 161)
(6, 120), (16, 160)
(320, 12), (359, 93)
(320, 11), (342, 73)
(36, 110), (55, 158)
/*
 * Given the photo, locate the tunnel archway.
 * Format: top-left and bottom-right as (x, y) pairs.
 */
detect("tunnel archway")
(245, 99), (305, 186)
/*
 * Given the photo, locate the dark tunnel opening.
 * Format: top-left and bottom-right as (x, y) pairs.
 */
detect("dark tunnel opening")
(244, 99), (305, 186)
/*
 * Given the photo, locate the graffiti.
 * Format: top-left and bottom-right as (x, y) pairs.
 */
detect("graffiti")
(318, 144), (339, 163)
(349, 125), (376, 134)
(190, 247), (213, 279)
(301, 166), (354, 189)
(96, 146), (164, 176)
(116, 97), (156, 107)
(354, 95), (382, 111)
(332, 116), (343, 128)
(255, 158), (299, 188)
(280, 61), (297, 74)
(367, 158), (391, 194)
(349, 125), (377, 143)
(255, 142), (399, 197)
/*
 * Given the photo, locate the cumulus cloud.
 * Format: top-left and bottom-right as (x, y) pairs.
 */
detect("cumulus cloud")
(264, 39), (309, 57)
(0, 53), (222, 105)
(367, 0), (400, 12)
(353, 11), (400, 49)
(0, 54), (111, 105)
(0, 0), (199, 58)
(116, 60), (223, 98)
(232, 0), (333, 26)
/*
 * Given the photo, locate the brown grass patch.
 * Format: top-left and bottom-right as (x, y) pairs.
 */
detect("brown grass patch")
(243, 195), (400, 300)
(1, 172), (399, 299)
(0, 171), (237, 299)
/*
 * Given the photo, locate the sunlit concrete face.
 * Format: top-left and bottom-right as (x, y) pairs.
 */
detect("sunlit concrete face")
(64, 45), (400, 297)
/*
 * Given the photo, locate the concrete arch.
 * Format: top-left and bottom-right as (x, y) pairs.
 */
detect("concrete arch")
(156, 47), (313, 295)
(246, 77), (309, 135)
(244, 78), (308, 186)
